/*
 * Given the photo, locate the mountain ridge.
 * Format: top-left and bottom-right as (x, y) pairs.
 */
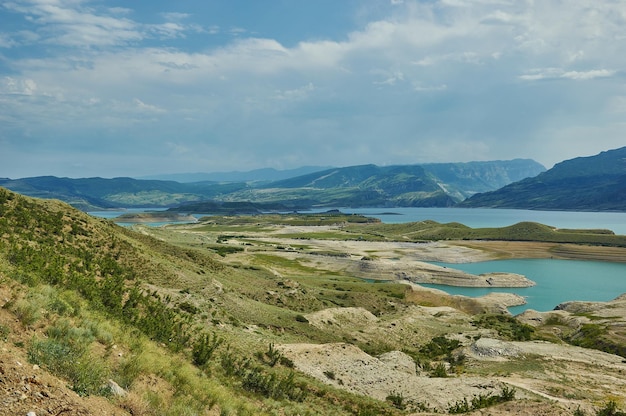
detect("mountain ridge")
(460, 147), (626, 211)
(0, 159), (545, 210)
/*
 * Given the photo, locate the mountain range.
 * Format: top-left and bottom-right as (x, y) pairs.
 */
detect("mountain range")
(3, 147), (626, 212)
(460, 147), (626, 211)
(0, 159), (545, 211)
(138, 166), (333, 183)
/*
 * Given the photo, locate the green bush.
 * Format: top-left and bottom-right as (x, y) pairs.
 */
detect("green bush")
(473, 314), (535, 341)
(192, 332), (223, 367)
(448, 386), (516, 414)
(385, 391), (406, 410)
(597, 400), (626, 416)
(26, 318), (113, 396)
(420, 336), (461, 359)
(430, 363), (448, 378)
(0, 324), (9, 342)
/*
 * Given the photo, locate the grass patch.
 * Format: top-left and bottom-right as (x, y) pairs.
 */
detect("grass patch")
(473, 314), (535, 341)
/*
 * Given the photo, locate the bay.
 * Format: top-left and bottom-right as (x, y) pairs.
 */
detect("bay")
(88, 207), (626, 313)
(424, 259), (626, 314)
(92, 206), (626, 235)
(322, 207), (626, 236)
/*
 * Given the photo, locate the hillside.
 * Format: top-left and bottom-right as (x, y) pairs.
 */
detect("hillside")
(2, 187), (626, 415)
(0, 159), (544, 210)
(139, 166), (333, 183)
(459, 147), (626, 211)
(218, 159), (545, 208)
(0, 176), (247, 210)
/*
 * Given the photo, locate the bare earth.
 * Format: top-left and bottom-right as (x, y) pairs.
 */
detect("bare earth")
(4, 221), (624, 414)
(228, 226), (626, 414)
(279, 302), (626, 414)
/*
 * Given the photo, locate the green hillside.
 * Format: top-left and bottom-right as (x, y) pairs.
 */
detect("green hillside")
(0, 159), (544, 210)
(460, 147), (626, 211)
(2, 187), (626, 414)
(0, 187), (413, 415)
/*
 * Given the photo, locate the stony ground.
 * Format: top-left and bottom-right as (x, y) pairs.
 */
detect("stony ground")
(279, 303), (626, 414)
(4, 219), (626, 415)
(0, 304), (128, 416)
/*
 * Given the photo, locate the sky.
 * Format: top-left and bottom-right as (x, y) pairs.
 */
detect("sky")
(1, 0), (625, 179)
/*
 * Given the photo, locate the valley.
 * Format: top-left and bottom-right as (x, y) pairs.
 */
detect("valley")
(1, 189), (626, 415)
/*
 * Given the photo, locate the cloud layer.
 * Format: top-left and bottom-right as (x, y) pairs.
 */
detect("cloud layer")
(1, 0), (625, 177)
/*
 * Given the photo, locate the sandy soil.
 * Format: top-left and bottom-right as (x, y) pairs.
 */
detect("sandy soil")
(240, 237), (537, 287)
(279, 305), (626, 414)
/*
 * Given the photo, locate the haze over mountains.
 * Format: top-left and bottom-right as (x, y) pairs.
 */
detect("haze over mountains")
(0, 159), (544, 211)
(2, 146), (626, 212)
(139, 166), (334, 183)
(460, 146), (626, 211)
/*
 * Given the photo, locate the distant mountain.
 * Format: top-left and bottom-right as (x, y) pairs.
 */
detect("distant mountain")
(420, 159), (546, 200)
(459, 147), (626, 211)
(219, 159), (545, 208)
(0, 159), (544, 210)
(139, 166), (332, 183)
(0, 176), (248, 210)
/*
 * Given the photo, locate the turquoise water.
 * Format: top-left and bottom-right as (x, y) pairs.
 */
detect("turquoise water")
(92, 207), (626, 235)
(88, 207), (626, 312)
(327, 207), (626, 236)
(423, 259), (626, 314)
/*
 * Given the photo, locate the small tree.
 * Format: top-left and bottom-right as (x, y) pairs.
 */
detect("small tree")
(192, 332), (223, 367)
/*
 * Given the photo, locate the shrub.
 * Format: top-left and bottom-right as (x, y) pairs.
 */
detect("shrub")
(430, 363), (448, 378)
(420, 336), (461, 359)
(473, 314), (535, 341)
(323, 370), (336, 380)
(0, 324), (9, 341)
(386, 391), (406, 410)
(192, 332), (223, 367)
(448, 386), (516, 414)
(597, 400), (626, 416)
(26, 318), (115, 396)
(295, 314), (309, 323)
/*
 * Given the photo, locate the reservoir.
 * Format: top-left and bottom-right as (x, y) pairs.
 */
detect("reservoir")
(333, 207), (626, 236)
(423, 259), (626, 314)
(89, 207), (626, 313)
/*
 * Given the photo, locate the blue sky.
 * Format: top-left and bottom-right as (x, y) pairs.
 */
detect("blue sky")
(1, 0), (625, 178)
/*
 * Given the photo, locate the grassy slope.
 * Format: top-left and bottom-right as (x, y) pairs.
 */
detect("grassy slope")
(0, 188), (409, 415)
(2, 188), (626, 414)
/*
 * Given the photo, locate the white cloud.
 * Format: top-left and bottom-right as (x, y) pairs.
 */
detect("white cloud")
(2, 0), (626, 176)
(412, 82), (447, 92)
(133, 98), (165, 113)
(272, 83), (315, 101)
(1, 76), (38, 95)
(520, 68), (616, 81)
(0, 33), (18, 48)
(561, 69), (615, 80)
(161, 12), (191, 22)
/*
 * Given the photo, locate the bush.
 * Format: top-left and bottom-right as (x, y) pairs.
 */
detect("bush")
(448, 386), (516, 414)
(430, 363), (448, 378)
(473, 314), (535, 341)
(597, 400), (626, 416)
(26, 318), (114, 396)
(192, 332), (223, 367)
(386, 391), (406, 410)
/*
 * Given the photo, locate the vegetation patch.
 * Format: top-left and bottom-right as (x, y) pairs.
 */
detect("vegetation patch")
(447, 386), (516, 413)
(473, 314), (535, 341)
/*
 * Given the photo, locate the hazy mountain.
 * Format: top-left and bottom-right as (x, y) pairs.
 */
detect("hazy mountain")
(0, 176), (248, 210)
(139, 166), (333, 183)
(0, 159), (544, 210)
(236, 159), (545, 207)
(459, 147), (626, 211)
(420, 159), (546, 200)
